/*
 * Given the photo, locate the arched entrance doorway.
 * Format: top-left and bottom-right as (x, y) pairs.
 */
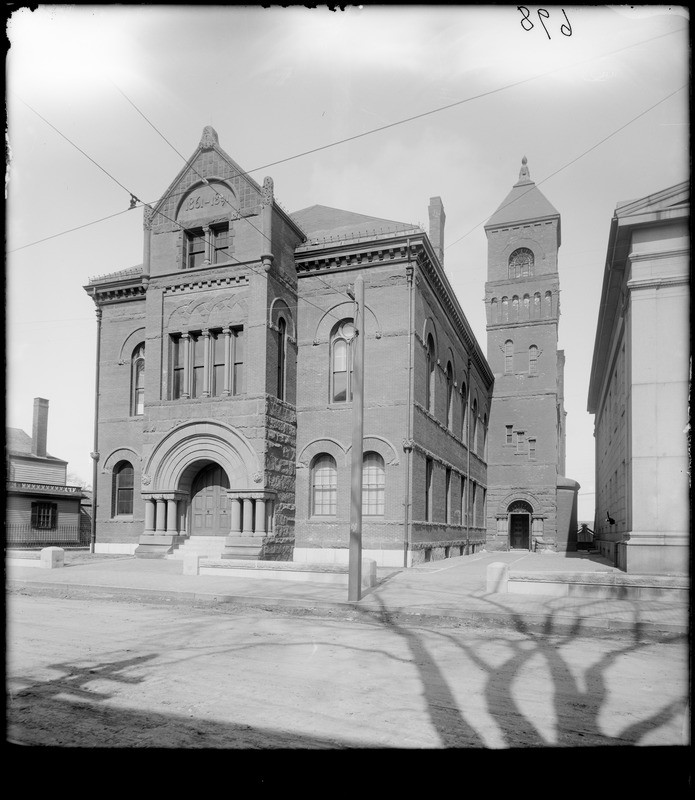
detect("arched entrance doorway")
(508, 500), (533, 550)
(190, 464), (230, 536)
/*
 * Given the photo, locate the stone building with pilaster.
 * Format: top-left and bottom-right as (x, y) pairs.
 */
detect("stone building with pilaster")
(84, 127), (493, 567)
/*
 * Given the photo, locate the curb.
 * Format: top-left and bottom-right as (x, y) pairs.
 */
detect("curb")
(8, 578), (686, 640)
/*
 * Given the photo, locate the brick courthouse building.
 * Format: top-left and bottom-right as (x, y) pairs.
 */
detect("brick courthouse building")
(85, 128), (576, 566)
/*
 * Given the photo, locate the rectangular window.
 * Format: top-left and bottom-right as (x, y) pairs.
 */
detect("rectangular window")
(191, 334), (205, 398)
(469, 482), (476, 528)
(172, 335), (185, 399)
(425, 458), (433, 522)
(31, 501), (58, 530)
(460, 475), (467, 526)
(232, 327), (244, 395)
(516, 430), (526, 454)
(212, 224), (230, 262)
(185, 230), (206, 269)
(506, 425), (513, 445)
(212, 331), (225, 397)
(445, 468), (452, 524)
(528, 438), (536, 460)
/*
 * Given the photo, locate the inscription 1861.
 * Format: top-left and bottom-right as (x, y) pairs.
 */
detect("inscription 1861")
(185, 192), (228, 212)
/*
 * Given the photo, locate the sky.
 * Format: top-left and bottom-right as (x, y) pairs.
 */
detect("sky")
(6, 5), (689, 520)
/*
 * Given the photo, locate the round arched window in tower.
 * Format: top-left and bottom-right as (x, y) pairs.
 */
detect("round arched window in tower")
(508, 248), (534, 279)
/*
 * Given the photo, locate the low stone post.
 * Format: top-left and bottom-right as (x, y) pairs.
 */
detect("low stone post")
(41, 547), (64, 569)
(183, 553), (200, 576)
(486, 561), (509, 593)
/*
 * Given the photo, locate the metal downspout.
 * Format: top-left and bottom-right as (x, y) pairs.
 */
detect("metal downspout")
(90, 305), (102, 554)
(466, 356), (471, 552)
(403, 241), (415, 568)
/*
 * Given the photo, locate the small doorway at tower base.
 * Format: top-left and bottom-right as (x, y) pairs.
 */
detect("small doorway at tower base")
(508, 500), (533, 551)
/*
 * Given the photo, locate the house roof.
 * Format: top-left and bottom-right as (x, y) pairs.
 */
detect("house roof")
(485, 157), (560, 233)
(291, 205), (421, 245)
(6, 427), (65, 462)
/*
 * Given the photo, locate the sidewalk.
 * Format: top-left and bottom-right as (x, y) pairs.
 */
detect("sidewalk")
(6, 549), (689, 638)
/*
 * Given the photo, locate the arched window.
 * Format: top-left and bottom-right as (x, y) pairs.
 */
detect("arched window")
(471, 398), (478, 451)
(426, 334), (436, 414)
(331, 320), (354, 403)
(529, 345), (538, 376)
(512, 295), (519, 322)
(131, 344), (145, 416)
(482, 413), (488, 459)
(277, 317), (286, 401)
(362, 452), (385, 516)
(522, 294), (530, 320)
(446, 361), (454, 431)
(533, 292), (541, 319)
(504, 340), (514, 374)
(508, 247), (534, 279)
(501, 297), (509, 323)
(311, 454), (337, 516)
(113, 461), (134, 516)
(490, 298), (498, 324)
(544, 291), (552, 317)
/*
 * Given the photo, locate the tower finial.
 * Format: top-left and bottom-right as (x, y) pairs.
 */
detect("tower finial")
(518, 155), (531, 183)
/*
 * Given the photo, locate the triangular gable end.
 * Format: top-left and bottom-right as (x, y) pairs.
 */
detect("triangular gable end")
(148, 126), (265, 231)
(615, 180), (690, 218)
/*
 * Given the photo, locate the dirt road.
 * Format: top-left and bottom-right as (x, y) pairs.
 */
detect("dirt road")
(7, 593), (689, 749)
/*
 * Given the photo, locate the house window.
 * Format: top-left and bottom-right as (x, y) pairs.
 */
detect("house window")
(512, 295), (519, 322)
(533, 292), (541, 318)
(501, 297), (509, 322)
(445, 468), (452, 523)
(426, 334), (436, 414)
(446, 361), (454, 431)
(191, 333), (206, 398)
(516, 430), (526, 455)
(469, 482), (476, 528)
(311, 454), (337, 516)
(471, 399), (478, 451)
(529, 345), (538, 376)
(277, 317), (286, 401)
(171, 326), (244, 399)
(544, 291), (552, 317)
(509, 247), (534, 278)
(31, 501), (57, 530)
(528, 438), (536, 459)
(505, 340), (514, 374)
(480, 488), (487, 527)
(523, 294), (530, 320)
(211, 332), (226, 397)
(482, 413), (488, 458)
(460, 475), (467, 525)
(490, 298), (498, 324)
(331, 320), (354, 403)
(425, 458), (434, 522)
(131, 343), (145, 416)
(184, 223), (230, 269)
(113, 462), (134, 516)
(185, 230), (206, 269)
(506, 425), (514, 445)
(362, 452), (385, 516)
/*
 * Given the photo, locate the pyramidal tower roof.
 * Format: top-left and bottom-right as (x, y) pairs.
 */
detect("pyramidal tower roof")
(485, 157), (561, 233)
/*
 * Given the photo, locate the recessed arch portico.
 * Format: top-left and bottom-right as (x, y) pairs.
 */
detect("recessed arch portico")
(139, 420), (272, 537)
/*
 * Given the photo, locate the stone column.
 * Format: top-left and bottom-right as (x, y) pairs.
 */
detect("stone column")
(166, 499), (178, 533)
(223, 328), (232, 396)
(255, 498), (267, 536)
(201, 329), (211, 397)
(181, 333), (191, 399)
(242, 498), (254, 535)
(144, 499), (156, 534)
(155, 499), (167, 532)
(230, 498), (242, 534)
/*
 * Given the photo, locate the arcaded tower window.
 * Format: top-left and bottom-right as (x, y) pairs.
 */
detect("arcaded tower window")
(508, 247), (534, 279)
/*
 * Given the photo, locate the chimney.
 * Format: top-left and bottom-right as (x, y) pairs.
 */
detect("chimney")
(32, 397), (49, 458)
(428, 197), (446, 267)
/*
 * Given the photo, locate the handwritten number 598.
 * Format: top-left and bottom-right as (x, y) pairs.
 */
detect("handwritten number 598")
(518, 7), (572, 39)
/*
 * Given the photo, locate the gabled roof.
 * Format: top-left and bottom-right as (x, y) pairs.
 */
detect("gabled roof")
(291, 204), (421, 245)
(614, 180), (689, 219)
(485, 157), (560, 231)
(6, 427), (65, 462)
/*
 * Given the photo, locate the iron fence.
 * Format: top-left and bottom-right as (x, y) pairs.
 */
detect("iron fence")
(5, 524), (89, 548)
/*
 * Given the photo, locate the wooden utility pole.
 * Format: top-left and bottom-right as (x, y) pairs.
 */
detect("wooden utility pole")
(348, 275), (365, 602)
